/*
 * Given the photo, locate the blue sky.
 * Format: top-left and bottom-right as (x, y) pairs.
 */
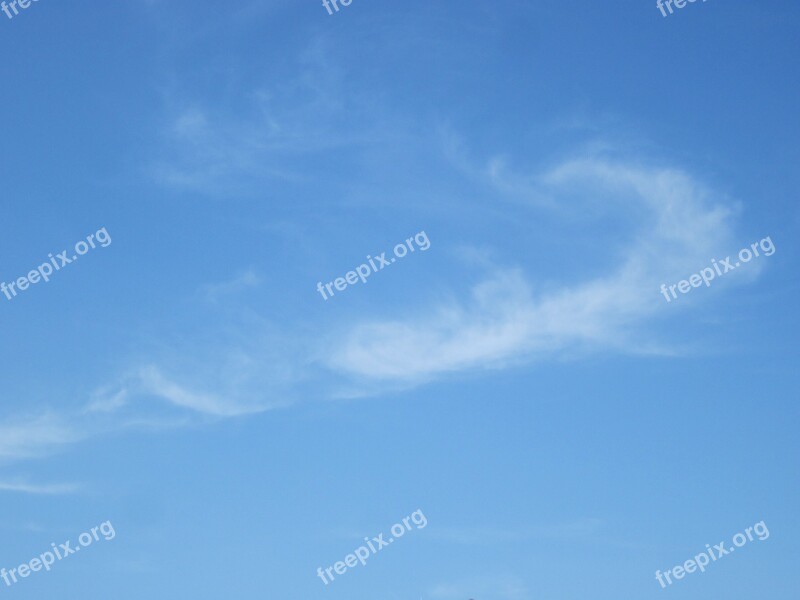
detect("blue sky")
(0, 0), (798, 598)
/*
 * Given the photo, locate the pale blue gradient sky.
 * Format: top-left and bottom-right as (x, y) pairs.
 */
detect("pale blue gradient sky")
(0, 1), (798, 599)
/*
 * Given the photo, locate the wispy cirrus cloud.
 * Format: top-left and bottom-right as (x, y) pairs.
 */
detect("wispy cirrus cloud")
(151, 35), (376, 194)
(0, 147), (761, 476)
(200, 269), (260, 303)
(83, 364), (279, 420)
(136, 365), (270, 417)
(0, 480), (82, 495)
(326, 156), (744, 384)
(0, 413), (83, 463)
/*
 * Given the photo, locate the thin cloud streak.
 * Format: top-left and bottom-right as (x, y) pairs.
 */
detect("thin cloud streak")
(0, 414), (84, 462)
(0, 480), (82, 495)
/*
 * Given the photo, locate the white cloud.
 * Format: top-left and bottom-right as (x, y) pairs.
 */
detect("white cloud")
(328, 158), (743, 383)
(0, 480), (81, 495)
(200, 269), (261, 303)
(85, 387), (129, 414)
(151, 35), (368, 194)
(0, 149), (759, 474)
(136, 365), (270, 417)
(0, 414), (83, 462)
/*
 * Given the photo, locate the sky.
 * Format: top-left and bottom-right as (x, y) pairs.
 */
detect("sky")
(0, 0), (798, 598)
